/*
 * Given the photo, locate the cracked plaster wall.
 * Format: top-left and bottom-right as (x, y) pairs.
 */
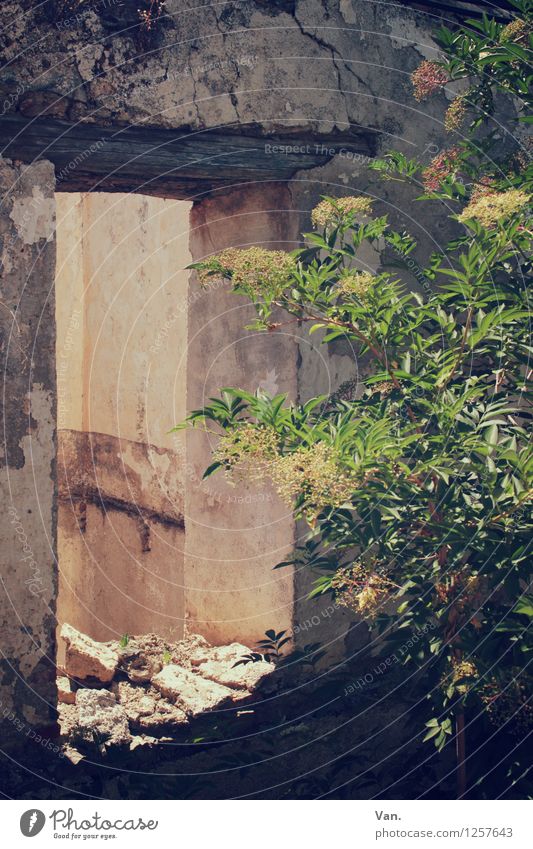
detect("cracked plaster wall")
(0, 157), (57, 733)
(0, 0), (469, 731)
(1, 1), (449, 149)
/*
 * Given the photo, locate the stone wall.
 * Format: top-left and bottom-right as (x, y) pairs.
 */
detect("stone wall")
(0, 158), (57, 731)
(0, 0), (467, 734)
(1, 1), (449, 151)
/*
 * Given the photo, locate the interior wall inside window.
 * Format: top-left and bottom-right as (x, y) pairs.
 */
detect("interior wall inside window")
(55, 191), (191, 659)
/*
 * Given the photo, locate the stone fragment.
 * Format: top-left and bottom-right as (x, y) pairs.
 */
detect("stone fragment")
(64, 745), (85, 765)
(192, 643), (274, 690)
(119, 649), (162, 683)
(152, 664), (246, 717)
(112, 680), (187, 728)
(57, 676), (76, 704)
(197, 657), (273, 690)
(57, 703), (78, 738)
(137, 699), (188, 730)
(129, 735), (159, 751)
(138, 695), (156, 716)
(61, 624), (118, 683)
(73, 689), (131, 748)
(171, 633), (211, 668)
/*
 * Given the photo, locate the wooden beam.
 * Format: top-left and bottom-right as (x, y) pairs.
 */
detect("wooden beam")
(0, 115), (375, 198)
(399, 0), (513, 20)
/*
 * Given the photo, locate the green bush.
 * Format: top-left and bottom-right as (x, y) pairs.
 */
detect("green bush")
(175, 0), (532, 796)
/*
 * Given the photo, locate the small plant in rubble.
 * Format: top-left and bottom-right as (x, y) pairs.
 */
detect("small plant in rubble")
(234, 630), (291, 667)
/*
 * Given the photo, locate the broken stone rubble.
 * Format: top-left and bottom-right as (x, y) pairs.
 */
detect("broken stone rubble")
(73, 689), (131, 749)
(152, 664), (249, 717)
(57, 624), (277, 754)
(190, 643), (273, 691)
(57, 675), (76, 705)
(110, 680), (187, 729)
(60, 623), (118, 683)
(117, 646), (163, 684)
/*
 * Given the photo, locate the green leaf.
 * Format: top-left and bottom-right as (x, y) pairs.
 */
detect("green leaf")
(484, 424), (499, 446)
(423, 726), (441, 741)
(203, 461), (224, 479)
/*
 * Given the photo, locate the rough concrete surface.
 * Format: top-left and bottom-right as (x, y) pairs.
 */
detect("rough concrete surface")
(0, 156), (57, 730)
(0, 0), (470, 757)
(56, 624), (275, 756)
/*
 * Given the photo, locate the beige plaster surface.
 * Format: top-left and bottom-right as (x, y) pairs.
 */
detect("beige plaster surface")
(55, 192), (191, 646)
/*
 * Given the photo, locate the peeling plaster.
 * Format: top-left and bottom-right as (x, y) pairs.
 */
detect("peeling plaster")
(9, 187), (55, 245)
(0, 156), (57, 733)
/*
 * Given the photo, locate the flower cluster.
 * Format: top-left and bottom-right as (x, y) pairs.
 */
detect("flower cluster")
(215, 431), (360, 518)
(311, 196), (373, 228)
(139, 0), (166, 31)
(270, 442), (359, 518)
(457, 188), (530, 228)
(480, 670), (533, 736)
(500, 18), (530, 45)
(411, 61), (449, 101)
(422, 147), (461, 192)
(435, 571), (485, 619)
(512, 146), (531, 174)
(213, 424), (280, 482)
(470, 176), (497, 202)
(335, 271), (375, 300)
(442, 658), (478, 696)
(444, 95), (467, 132)
(371, 381), (395, 398)
(197, 247), (296, 298)
(332, 562), (395, 618)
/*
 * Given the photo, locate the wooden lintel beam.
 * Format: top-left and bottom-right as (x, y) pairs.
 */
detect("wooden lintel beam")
(0, 115), (375, 198)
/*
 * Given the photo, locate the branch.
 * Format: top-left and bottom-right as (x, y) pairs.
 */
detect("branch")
(440, 306), (473, 392)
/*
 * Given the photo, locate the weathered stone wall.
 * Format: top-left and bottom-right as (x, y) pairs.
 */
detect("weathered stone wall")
(0, 0), (468, 732)
(1, 1), (448, 149)
(0, 157), (57, 731)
